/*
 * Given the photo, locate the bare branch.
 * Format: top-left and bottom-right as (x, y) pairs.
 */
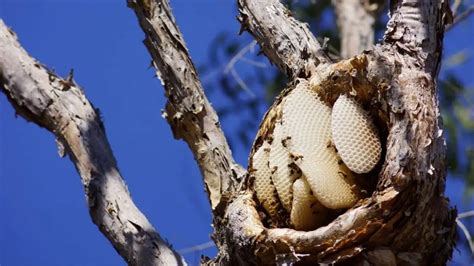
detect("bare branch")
(456, 219), (474, 255)
(229, 67), (256, 98)
(332, 0), (384, 58)
(127, 0), (246, 210)
(179, 241), (215, 254)
(451, 0), (462, 15)
(224, 40), (259, 98)
(223, 40), (259, 73)
(447, 5), (474, 31)
(237, 0), (331, 78)
(201, 41), (266, 84)
(0, 20), (185, 266)
(458, 210), (474, 219)
(457, 210), (474, 255)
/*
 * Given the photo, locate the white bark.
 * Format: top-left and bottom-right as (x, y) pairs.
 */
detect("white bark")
(128, 0), (246, 211)
(237, 0), (331, 78)
(0, 20), (185, 266)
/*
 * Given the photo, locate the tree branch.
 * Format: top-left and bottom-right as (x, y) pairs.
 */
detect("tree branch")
(446, 5), (474, 31)
(0, 20), (185, 266)
(237, 0), (331, 78)
(332, 0), (384, 58)
(127, 0), (245, 211)
(383, 0), (452, 74)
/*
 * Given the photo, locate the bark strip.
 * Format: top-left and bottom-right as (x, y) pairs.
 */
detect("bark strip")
(128, 0), (245, 211)
(0, 20), (185, 266)
(237, 0), (331, 78)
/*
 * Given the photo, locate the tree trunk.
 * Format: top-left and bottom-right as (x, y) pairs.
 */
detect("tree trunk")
(0, 0), (458, 265)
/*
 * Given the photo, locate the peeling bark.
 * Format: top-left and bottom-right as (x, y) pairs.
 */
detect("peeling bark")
(237, 0), (331, 78)
(0, 20), (185, 266)
(1, 0), (458, 264)
(127, 0), (245, 211)
(209, 0), (456, 264)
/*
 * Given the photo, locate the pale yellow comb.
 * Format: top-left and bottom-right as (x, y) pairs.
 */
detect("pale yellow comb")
(282, 82), (362, 209)
(290, 177), (328, 230)
(252, 141), (281, 220)
(269, 120), (295, 212)
(250, 79), (381, 229)
(332, 95), (382, 174)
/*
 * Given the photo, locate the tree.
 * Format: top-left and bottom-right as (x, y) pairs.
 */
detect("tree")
(0, 0), (467, 265)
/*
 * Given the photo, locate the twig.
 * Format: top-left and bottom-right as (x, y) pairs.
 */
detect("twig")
(230, 67), (256, 98)
(452, 0), (462, 16)
(458, 210), (474, 220)
(224, 40), (258, 73)
(200, 40), (266, 96)
(239, 57), (268, 68)
(223, 40), (261, 98)
(179, 241), (215, 254)
(223, 40), (258, 98)
(456, 219), (474, 255)
(447, 5), (474, 31)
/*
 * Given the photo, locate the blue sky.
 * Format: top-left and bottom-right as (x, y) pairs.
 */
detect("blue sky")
(0, 1), (473, 265)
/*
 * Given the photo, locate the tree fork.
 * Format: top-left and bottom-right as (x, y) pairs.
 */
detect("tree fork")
(0, 0), (458, 264)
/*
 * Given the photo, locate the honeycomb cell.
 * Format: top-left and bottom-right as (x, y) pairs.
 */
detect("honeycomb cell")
(298, 153), (360, 209)
(282, 82), (362, 209)
(290, 177), (328, 230)
(252, 141), (280, 219)
(269, 121), (295, 212)
(332, 95), (382, 174)
(282, 81), (332, 159)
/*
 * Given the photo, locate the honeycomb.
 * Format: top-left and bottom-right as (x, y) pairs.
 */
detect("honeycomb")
(331, 95), (382, 174)
(269, 121), (295, 212)
(250, 81), (378, 229)
(298, 154), (360, 209)
(252, 141), (280, 219)
(282, 82), (332, 159)
(290, 177), (328, 230)
(282, 83), (362, 209)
